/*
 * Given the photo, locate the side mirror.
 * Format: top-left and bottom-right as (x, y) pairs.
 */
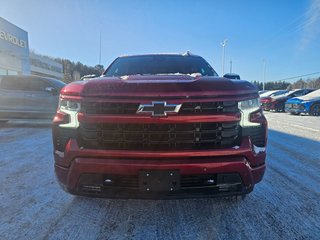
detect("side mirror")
(223, 73), (241, 80)
(45, 87), (58, 95)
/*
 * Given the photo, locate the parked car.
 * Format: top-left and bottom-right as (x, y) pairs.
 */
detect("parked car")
(260, 90), (288, 110)
(0, 75), (65, 123)
(262, 89), (314, 112)
(52, 53), (268, 199)
(285, 89), (320, 115)
(260, 90), (288, 98)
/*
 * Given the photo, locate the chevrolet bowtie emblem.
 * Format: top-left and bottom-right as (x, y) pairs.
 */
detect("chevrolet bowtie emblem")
(137, 101), (182, 117)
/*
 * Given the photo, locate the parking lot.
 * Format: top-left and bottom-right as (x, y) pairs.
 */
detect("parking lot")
(0, 112), (319, 240)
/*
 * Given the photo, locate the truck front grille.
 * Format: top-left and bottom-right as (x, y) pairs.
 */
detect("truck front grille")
(81, 101), (238, 115)
(285, 103), (299, 109)
(78, 122), (240, 151)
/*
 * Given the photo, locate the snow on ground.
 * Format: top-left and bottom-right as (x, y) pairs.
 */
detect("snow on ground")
(0, 114), (319, 240)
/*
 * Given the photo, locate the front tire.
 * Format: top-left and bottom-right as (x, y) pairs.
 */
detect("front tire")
(310, 104), (320, 116)
(275, 104), (284, 112)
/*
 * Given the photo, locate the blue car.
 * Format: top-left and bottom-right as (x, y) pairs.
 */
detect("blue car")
(285, 89), (320, 115)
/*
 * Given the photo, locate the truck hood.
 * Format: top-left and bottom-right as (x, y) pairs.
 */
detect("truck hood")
(61, 75), (258, 98)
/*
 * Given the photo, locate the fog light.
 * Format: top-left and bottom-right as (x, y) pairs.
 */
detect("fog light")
(104, 179), (113, 184)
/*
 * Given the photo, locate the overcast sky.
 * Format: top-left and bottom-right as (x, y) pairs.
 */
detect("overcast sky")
(1, 0), (320, 82)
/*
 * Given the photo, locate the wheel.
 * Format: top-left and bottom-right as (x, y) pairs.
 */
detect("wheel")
(279, 103), (285, 112)
(275, 105), (282, 112)
(310, 104), (320, 116)
(273, 103), (283, 112)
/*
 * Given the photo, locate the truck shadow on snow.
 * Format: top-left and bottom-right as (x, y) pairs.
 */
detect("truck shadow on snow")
(0, 120), (52, 128)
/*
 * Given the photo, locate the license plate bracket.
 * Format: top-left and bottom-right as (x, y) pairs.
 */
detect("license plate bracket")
(139, 170), (180, 192)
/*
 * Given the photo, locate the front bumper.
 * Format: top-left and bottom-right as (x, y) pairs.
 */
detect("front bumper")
(285, 103), (308, 114)
(54, 136), (266, 199)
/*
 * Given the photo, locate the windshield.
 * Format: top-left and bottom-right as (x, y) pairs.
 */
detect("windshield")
(283, 90), (296, 96)
(103, 55), (218, 77)
(260, 90), (277, 97)
(271, 90), (288, 96)
(302, 89), (320, 98)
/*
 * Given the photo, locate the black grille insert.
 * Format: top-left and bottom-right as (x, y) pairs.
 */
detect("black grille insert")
(78, 122), (240, 151)
(78, 173), (243, 192)
(81, 101), (238, 115)
(180, 101), (238, 114)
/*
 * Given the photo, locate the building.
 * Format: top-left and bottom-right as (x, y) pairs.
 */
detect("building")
(29, 52), (63, 79)
(0, 17), (63, 79)
(0, 17), (30, 75)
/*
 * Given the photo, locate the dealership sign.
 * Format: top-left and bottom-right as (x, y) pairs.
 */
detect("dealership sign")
(0, 30), (27, 48)
(0, 17), (30, 74)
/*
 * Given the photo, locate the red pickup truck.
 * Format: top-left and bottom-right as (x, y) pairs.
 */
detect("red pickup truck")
(52, 53), (267, 199)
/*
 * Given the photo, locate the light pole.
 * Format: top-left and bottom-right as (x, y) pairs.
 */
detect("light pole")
(262, 59), (266, 91)
(99, 31), (102, 65)
(220, 39), (228, 75)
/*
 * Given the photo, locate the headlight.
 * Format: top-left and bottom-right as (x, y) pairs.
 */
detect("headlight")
(58, 98), (81, 128)
(238, 98), (261, 126)
(59, 99), (81, 112)
(238, 98), (260, 111)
